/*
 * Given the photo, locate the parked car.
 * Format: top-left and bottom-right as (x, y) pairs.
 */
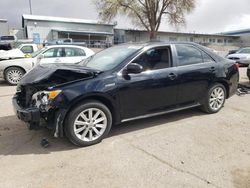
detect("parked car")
(247, 64), (250, 81)
(0, 44), (39, 60)
(0, 45), (95, 85)
(12, 42), (239, 147)
(227, 49), (239, 55)
(226, 47), (250, 66)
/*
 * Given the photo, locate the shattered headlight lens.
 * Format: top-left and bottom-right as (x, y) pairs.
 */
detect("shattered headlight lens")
(32, 90), (62, 109)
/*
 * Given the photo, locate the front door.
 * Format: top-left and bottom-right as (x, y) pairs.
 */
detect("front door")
(39, 47), (64, 64)
(117, 46), (179, 120)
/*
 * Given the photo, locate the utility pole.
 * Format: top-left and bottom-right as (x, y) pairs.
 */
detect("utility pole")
(29, 0), (32, 14)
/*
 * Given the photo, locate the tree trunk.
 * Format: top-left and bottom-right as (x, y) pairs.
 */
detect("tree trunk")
(149, 31), (157, 41)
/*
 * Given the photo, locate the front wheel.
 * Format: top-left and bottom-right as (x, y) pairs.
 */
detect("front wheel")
(64, 101), (112, 147)
(5, 67), (25, 85)
(201, 83), (226, 114)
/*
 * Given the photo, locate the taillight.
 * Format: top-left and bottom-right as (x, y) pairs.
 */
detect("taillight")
(234, 63), (240, 71)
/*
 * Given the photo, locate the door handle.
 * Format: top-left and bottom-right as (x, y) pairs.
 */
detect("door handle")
(55, 59), (61, 63)
(168, 73), (177, 80)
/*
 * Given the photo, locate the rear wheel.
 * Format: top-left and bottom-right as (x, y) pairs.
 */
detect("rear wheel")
(201, 83), (226, 113)
(65, 101), (112, 147)
(5, 67), (25, 85)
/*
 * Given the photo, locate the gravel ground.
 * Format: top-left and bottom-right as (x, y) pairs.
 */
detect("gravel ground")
(0, 68), (249, 188)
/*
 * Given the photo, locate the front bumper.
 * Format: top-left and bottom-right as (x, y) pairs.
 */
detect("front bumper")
(12, 95), (40, 129)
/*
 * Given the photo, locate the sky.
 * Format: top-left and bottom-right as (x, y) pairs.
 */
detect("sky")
(1, 0), (250, 34)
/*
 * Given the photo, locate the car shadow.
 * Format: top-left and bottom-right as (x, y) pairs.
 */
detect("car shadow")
(0, 79), (11, 87)
(0, 108), (205, 156)
(109, 108), (204, 137)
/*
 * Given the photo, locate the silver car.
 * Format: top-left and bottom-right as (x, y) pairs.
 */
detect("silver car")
(0, 45), (94, 85)
(227, 47), (250, 66)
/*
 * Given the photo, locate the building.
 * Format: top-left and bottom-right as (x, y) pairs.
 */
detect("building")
(21, 14), (248, 48)
(22, 14), (115, 46)
(220, 29), (250, 47)
(114, 28), (240, 46)
(0, 19), (9, 36)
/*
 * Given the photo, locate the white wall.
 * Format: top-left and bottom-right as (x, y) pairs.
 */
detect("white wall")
(25, 20), (114, 42)
(0, 21), (8, 36)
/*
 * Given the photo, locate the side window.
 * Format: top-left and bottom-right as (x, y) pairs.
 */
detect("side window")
(21, 46), (33, 54)
(74, 48), (86, 56)
(132, 48), (171, 71)
(202, 52), (215, 62)
(65, 48), (86, 57)
(176, 45), (203, 66)
(43, 48), (64, 58)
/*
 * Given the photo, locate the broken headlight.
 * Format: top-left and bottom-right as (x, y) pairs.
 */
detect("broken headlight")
(32, 90), (62, 111)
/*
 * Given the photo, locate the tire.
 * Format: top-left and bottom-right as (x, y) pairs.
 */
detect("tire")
(201, 83), (226, 114)
(64, 100), (112, 147)
(4, 67), (25, 85)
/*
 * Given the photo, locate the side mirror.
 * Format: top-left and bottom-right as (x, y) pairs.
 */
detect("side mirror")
(125, 63), (143, 74)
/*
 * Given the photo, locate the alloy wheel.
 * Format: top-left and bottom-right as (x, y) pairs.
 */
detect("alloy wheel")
(7, 69), (23, 84)
(209, 87), (225, 111)
(73, 108), (107, 142)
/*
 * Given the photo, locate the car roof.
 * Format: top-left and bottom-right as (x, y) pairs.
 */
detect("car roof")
(117, 41), (225, 62)
(118, 41), (206, 48)
(46, 45), (88, 49)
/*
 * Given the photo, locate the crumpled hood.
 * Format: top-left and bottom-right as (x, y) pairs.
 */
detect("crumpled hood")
(19, 63), (101, 88)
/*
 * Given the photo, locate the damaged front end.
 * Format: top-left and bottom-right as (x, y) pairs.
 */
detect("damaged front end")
(12, 64), (100, 137)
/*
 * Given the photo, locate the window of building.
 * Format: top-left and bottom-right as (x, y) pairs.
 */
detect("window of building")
(217, 39), (223, 43)
(169, 37), (178, 42)
(132, 47), (171, 71)
(176, 44), (204, 66)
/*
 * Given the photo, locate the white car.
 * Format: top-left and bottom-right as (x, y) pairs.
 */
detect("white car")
(227, 47), (250, 66)
(0, 45), (95, 85)
(0, 44), (39, 60)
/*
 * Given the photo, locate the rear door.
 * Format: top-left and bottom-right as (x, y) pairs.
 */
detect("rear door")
(174, 44), (218, 104)
(61, 47), (87, 64)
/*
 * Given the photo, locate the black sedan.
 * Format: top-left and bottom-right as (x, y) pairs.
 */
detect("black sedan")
(13, 42), (239, 146)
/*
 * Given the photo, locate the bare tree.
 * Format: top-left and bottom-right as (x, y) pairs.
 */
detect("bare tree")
(95, 0), (196, 40)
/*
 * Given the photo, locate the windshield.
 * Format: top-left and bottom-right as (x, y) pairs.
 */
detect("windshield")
(31, 47), (47, 58)
(237, 48), (250, 54)
(85, 45), (143, 71)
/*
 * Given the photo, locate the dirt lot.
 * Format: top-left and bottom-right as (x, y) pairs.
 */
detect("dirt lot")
(0, 68), (250, 188)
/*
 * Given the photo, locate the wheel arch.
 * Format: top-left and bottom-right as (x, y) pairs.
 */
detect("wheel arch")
(62, 93), (120, 129)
